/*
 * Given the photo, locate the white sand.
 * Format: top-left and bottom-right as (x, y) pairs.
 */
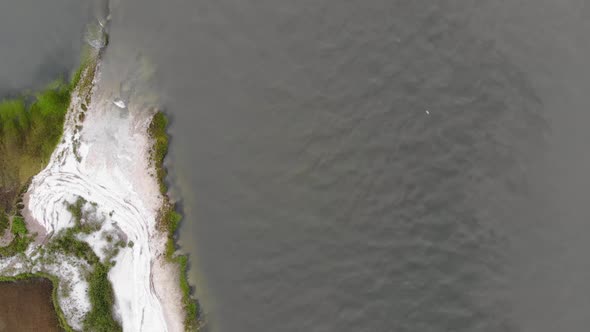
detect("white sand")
(22, 58), (185, 331)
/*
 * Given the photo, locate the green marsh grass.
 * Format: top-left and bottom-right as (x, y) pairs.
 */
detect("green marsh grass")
(148, 111), (202, 331)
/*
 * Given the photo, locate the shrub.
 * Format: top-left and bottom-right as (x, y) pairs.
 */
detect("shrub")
(66, 197), (87, 226)
(0, 232), (32, 257)
(11, 216), (27, 235)
(49, 229), (98, 265)
(147, 112), (169, 195)
(83, 262), (121, 332)
(0, 80), (71, 212)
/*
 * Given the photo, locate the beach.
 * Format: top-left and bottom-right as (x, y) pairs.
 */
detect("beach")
(23, 55), (186, 330)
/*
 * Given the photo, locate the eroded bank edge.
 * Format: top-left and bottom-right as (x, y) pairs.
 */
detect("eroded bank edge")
(148, 111), (204, 331)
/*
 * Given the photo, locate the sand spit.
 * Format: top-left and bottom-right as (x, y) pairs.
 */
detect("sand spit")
(0, 51), (185, 331)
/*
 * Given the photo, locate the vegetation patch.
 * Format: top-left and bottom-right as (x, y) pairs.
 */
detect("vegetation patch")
(0, 214), (34, 257)
(67, 197), (87, 226)
(49, 228), (99, 266)
(70, 45), (98, 96)
(148, 111), (202, 331)
(148, 111), (170, 195)
(11, 216), (27, 235)
(177, 255), (198, 327)
(65, 197), (101, 234)
(0, 80), (71, 214)
(83, 262), (121, 332)
(46, 196), (121, 331)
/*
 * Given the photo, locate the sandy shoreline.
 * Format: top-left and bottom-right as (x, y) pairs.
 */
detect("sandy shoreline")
(0, 10), (192, 330)
(14, 47), (187, 331)
(21, 192), (49, 245)
(151, 232), (186, 332)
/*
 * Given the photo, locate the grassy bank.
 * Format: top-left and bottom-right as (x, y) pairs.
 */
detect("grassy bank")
(0, 215), (33, 257)
(0, 80), (71, 217)
(148, 111), (202, 331)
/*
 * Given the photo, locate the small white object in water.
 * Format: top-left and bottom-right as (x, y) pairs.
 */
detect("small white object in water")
(113, 99), (126, 109)
(425, 110), (430, 115)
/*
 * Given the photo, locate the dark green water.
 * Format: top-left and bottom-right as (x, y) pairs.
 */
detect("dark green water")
(5, 1), (590, 332)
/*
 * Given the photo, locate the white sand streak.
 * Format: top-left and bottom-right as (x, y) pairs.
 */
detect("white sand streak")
(26, 64), (181, 331)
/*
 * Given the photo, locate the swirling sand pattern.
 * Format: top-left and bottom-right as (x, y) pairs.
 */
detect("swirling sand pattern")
(26, 61), (182, 331)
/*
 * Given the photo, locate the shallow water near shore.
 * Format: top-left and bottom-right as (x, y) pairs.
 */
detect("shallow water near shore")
(0, 0), (92, 96)
(0, 279), (61, 332)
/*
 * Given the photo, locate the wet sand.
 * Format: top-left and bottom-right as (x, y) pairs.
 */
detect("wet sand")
(0, 278), (61, 332)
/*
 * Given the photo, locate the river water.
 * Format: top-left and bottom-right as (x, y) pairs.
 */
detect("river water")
(107, 1), (590, 331)
(4, 1), (590, 332)
(0, 0), (92, 96)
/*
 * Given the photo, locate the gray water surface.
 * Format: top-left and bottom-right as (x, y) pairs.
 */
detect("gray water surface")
(103, 1), (590, 331)
(7, 1), (590, 331)
(0, 0), (92, 95)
